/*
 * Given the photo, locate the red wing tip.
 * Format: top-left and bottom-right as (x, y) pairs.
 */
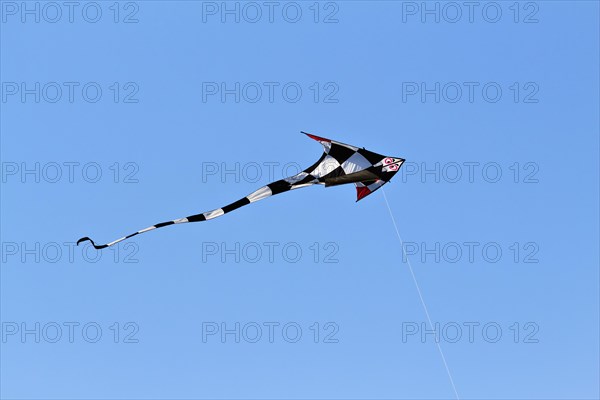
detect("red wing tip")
(356, 186), (372, 201)
(301, 132), (331, 143)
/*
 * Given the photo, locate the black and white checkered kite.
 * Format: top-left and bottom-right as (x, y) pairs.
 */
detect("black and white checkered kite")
(77, 132), (405, 249)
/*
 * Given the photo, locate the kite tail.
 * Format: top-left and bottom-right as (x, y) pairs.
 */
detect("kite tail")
(76, 180), (293, 250)
(76, 215), (191, 250)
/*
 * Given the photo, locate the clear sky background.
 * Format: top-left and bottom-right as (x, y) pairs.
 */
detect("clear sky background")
(1, 1), (599, 399)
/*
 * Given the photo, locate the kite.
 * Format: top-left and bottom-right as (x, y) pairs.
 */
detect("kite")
(77, 132), (405, 249)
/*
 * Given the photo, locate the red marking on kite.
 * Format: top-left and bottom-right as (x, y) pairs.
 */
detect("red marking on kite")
(303, 132), (331, 143)
(356, 186), (372, 201)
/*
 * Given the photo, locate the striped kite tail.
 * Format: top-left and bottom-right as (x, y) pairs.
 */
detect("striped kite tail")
(76, 182), (282, 250)
(76, 215), (191, 250)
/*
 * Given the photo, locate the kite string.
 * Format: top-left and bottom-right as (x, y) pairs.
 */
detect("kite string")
(382, 189), (460, 400)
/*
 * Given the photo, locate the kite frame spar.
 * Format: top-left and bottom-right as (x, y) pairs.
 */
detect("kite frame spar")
(77, 132), (405, 249)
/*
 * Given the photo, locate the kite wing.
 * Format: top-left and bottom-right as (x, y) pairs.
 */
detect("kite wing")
(77, 132), (405, 249)
(354, 180), (389, 201)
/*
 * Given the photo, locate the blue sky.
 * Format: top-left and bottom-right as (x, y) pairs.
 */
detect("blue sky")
(1, 1), (599, 399)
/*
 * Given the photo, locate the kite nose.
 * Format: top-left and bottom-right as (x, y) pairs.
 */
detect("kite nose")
(382, 157), (405, 172)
